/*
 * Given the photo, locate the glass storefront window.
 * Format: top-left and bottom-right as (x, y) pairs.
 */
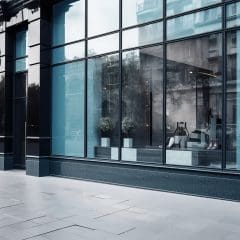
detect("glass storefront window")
(227, 2), (240, 28)
(122, 22), (163, 50)
(52, 61), (85, 157)
(52, 0), (85, 46)
(122, 0), (163, 28)
(15, 30), (28, 72)
(167, 0), (220, 17)
(88, 33), (119, 57)
(226, 30), (240, 170)
(52, 42), (85, 64)
(121, 46), (163, 163)
(166, 34), (222, 168)
(87, 54), (120, 160)
(88, 0), (119, 37)
(167, 7), (222, 40)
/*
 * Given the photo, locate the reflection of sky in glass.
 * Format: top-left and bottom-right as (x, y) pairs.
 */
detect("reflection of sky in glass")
(123, 0), (163, 28)
(123, 22), (163, 49)
(88, 0), (119, 37)
(88, 34), (119, 56)
(52, 42), (85, 64)
(53, 0), (85, 46)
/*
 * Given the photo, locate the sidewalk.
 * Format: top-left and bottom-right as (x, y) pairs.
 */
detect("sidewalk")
(0, 170), (239, 240)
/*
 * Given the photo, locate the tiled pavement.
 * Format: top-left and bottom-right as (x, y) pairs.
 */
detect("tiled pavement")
(0, 170), (240, 240)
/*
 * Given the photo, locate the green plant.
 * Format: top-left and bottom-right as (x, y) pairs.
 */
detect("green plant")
(122, 117), (136, 137)
(99, 117), (114, 137)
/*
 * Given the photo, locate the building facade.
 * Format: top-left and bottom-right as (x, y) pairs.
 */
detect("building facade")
(1, 0), (240, 201)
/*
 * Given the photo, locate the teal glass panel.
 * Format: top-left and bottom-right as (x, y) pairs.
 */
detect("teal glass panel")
(15, 58), (28, 72)
(226, 30), (240, 170)
(167, 0), (220, 16)
(122, 22), (163, 49)
(16, 30), (27, 58)
(167, 7), (222, 40)
(122, 0), (163, 28)
(88, 33), (119, 57)
(87, 54), (120, 160)
(52, 61), (85, 157)
(227, 2), (240, 28)
(88, 0), (119, 37)
(52, 0), (85, 46)
(52, 42), (85, 64)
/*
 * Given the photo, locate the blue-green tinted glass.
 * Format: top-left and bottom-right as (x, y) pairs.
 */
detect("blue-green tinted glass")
(52, 61), (85, 157)
(15, 58), (28, 72)
(87, 54), (120, 160)
(52, 0), (85, 46)
(88, 33), (119, 56)
(167, 0), (220, 16)
(123, 22), (163, 49)
(123, 0), (163, 28)
(52, 42), (85, 64)
(227, 2), (240, 28)
(88, 0), (119, 37)
(167, 7), (222, 40)
(16, 30), (27, 58)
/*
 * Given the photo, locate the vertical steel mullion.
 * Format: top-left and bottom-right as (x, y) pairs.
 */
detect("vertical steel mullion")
(222, 2), (227, 170)
(84, 0), (88, 158)
(118, 0), (122, 161)
(162, 0), (167, 165)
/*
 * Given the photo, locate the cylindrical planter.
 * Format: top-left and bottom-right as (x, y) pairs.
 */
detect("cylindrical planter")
(123, 138), (133, 148)
(101, 137), (110, 147)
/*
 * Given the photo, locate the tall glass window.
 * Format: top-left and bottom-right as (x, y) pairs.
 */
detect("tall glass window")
(88, 0), (119, 37)
(166, 34), (222, 168)
(167, 7), (222, 40)
(52, 0), (85, 46)
(167, 0), (220, 16)
(122, 22), (163, 49)
(226, 30), (240, 170)
(15, 30), (28, 72)
(87, 54), (120, 160)
(121, 46), (163, 163)
(122, 0), (163, 28)
(226, 2), (240, 28)
(52, 61), (85, 157)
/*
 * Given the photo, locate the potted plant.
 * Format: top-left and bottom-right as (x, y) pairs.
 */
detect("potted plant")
(122, 117), (136, 148)
(99, 117), (114, 147)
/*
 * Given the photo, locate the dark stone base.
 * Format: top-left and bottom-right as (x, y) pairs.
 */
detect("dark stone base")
(0, 154), (13, 170)
(50, 157), (240, 201)
(26, 156), (49, 177)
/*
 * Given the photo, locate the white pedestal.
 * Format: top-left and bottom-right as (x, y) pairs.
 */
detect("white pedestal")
(123, 138), (133, 148)
(166, 150), (192, 166)
(121, 148), (137, 161)
(101, 138), (110, 147)
(111, 147), (119, 160)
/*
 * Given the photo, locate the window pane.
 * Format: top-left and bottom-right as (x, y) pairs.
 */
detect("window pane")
(167, 7), (222, 40)
(167, 0), (220, 16)
(16, 30), (27, 58)
(227, 2), (240, 28)
(52, 61), (85, 157)
(52, 42), (85, 64)
(166, 34), (222, 168)
(15, 58), (28, 72)
(123, 22), (163, 49)
(88, 0), (119, 37)
(88, 34), (119, 56)
(123, 0), (163, 28)
(52, 0), (85, 46)
(121, 46), (163, 163)
(87, 54), (119, 160)
(226, 30), (240, 170)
